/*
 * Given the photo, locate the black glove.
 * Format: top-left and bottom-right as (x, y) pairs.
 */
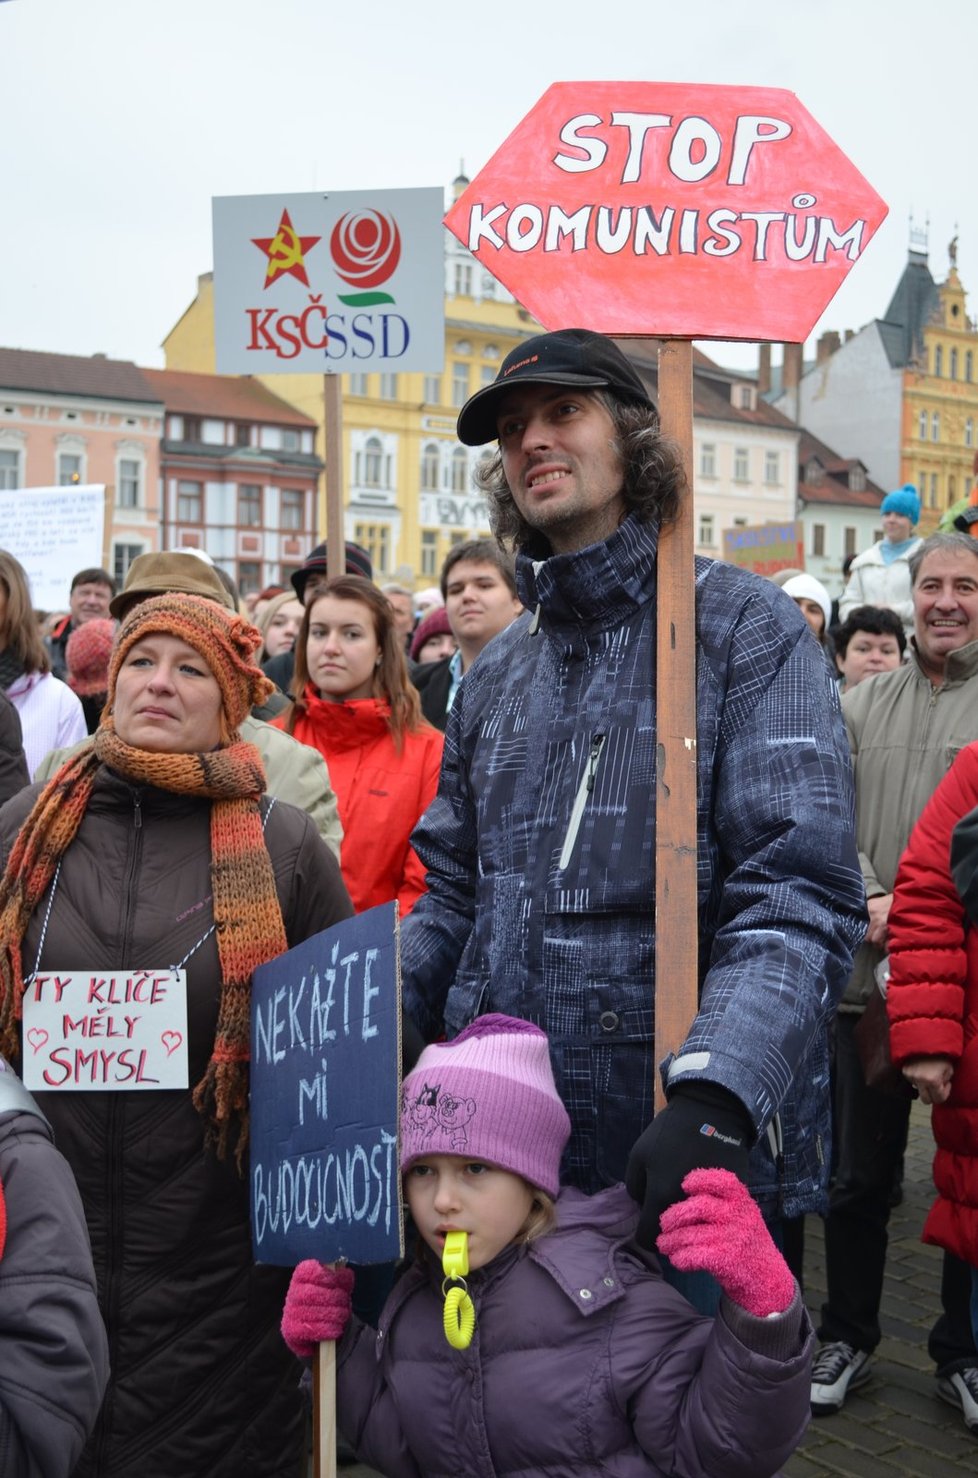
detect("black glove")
(625, 1082), (754, 1250)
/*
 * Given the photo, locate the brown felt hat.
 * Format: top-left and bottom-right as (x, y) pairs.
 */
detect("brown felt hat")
(110, 551), (235, 621)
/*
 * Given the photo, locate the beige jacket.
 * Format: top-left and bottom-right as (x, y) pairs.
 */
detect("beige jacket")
(33, 713), (343, 859)
(840, 637), (978, 1010)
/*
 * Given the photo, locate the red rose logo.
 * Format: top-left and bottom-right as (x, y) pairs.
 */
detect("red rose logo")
(330, 211), (401, 305)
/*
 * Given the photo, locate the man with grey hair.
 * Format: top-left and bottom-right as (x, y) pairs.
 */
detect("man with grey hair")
(812, 531), (978, 1428)
(400, 328), (865, 1308)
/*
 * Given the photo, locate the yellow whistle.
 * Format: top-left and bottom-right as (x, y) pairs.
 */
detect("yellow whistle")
(441, 1231), (475, 1350)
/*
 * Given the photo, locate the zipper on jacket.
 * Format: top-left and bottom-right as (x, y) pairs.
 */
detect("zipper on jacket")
(559, 733), (606, 869)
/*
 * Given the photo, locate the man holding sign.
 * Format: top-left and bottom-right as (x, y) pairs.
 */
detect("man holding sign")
(402, 328), (865, 1256)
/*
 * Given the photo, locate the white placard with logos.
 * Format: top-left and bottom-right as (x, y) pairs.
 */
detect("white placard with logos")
(213, 188), (445, 375)
(0, 485), (106, 611)
(22, 969), (189, 1092)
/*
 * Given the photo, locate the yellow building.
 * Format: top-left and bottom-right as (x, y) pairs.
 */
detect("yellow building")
(163, 191), (540, 586)
(901, 251), (978, 524)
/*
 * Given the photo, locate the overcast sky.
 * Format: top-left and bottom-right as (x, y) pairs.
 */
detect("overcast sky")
(3, 0), (974, 376)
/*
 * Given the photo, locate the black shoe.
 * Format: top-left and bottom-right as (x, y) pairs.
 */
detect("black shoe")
(937, 1368), (978, 1434)
(811, 1340), (872, 1413)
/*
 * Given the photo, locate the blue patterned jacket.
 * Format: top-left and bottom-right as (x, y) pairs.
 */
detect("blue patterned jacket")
(401, 514), (866, 1216)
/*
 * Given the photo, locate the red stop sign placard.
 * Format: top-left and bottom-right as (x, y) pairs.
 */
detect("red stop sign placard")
(445, 82), (887, 342)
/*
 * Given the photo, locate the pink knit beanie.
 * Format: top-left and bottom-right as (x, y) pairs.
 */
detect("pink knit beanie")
(400, 1015), (570, 1197)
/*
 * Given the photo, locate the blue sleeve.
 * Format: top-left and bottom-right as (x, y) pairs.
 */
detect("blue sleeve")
(670, 593), (867, 1129)
(399, 689), (478, 1042)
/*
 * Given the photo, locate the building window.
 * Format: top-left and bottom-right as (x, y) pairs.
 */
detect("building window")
(451, 446), (469, 494)
(948, 475), (956, 503)
(177, 480), (203, 522)
(347, 373), (369, 396)
(812, 524), (826, 558)
(454, 262), (472, 296)
(967, 351), (974, 383)
(698, 514), (715, 547)
(848, 466), (866, 492)
(421, 443), (440, 492)
(934, 345), (943, 377)
(967, 419), (975, 449)
(281, 489), (304, 530)
(355, 523), (390, 575)
(844, 526), (858, 558)
(932, 412), (941, 441)
(282, 428), (301, 452)
(379, 373), (398, 400)
(931, 472), (939, 504)
(1, 448), (22, 489)
(733, 447), (749, 482)
(919, 409), (928, 439)
(181, 416), (202, 442)
(361, 436), (385, 488)
(420, 531), (438, 577)
(238, 561), (261, 597)
(235, 423), (251, 447)
(950, 348), (959, 380)
(481, 273), (497, 299)
(452, 362), (469, 408)
(700, 443), (716, 478)
(117, 457), (141, 508)
(920, 471), (931, 508)
(764, 451), (780, 485)
(423, 375), (441, 404)
(113, 543), (143, 585)
(238, 484), (262, 527)
(57, 452), (83, 485)
(481, 365), (496, 386)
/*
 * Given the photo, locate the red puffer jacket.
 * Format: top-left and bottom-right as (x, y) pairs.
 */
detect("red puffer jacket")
(275, 692), (443, 916)
(887, 740), (978, 1266)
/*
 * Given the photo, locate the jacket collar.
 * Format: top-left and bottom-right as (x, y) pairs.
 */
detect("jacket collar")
(515, 514), (660, 635)
(909, 636), (978, 686)
(297, 687), (392, 752)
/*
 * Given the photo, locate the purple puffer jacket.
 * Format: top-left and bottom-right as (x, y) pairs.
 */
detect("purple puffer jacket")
(336, 1185), (813, 1477)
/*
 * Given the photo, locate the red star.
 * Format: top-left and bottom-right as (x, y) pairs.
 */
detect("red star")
(252, 208), (321, 289)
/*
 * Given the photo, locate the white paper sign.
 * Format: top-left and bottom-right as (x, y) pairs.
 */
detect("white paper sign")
(0, 485), (106, 611)
(212, 188), (445, 374)
(21, 969), (189, 1092)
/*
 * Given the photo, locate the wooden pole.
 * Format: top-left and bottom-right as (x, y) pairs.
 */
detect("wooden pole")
(312, 1341), (337, 1478)
(653, 339), (698, 1111)
(323, 374), (345, 579)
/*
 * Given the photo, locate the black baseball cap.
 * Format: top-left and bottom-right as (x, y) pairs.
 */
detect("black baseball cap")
(456, 328), (655, 447)
(291, 540), (373, 601)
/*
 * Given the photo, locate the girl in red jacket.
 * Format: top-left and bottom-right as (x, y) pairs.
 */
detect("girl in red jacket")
(275, 576), (443, 916)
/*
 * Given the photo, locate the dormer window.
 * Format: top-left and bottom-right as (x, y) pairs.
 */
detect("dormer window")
(735, 384), (756, 411)
(805, 458), (824, 486)
(848, 466), (866, 492)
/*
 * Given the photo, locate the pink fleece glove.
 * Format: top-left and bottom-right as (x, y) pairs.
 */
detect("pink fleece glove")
(655, 1169), (795, 1317)
(281, 1261), (355, 1358)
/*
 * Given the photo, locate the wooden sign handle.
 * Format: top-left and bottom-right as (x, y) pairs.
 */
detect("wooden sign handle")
(312, 1340), (337, 1478)
(653, 339), (698, 1112)
(323, 374), (345, 578)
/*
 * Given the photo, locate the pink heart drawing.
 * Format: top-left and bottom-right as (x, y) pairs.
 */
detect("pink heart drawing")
(161, 1031), (183, 1058)
(27, 1028), (48, 1054)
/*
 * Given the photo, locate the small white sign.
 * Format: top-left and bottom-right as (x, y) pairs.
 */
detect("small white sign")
(22, 970), (189, 1092)
(0, 485), (106, 611)
(213, 187), (445, 374)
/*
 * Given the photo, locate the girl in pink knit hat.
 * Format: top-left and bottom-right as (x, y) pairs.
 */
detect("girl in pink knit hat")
(283, 1014), (814, 1477)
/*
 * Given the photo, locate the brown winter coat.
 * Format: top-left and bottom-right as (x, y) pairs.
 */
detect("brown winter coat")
(0, 768), (353, 1478)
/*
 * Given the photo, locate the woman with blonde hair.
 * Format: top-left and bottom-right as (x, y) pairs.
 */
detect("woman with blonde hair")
(274, 574), (443, 915)
(0, 551), (86, 777)
(0, 592), (352, 1477)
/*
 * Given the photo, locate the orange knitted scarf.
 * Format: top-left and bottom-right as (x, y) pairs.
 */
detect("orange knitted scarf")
(0, 719), (288, 1164)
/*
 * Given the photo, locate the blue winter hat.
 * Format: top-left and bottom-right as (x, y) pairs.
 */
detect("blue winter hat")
(880, 484), (921, 525)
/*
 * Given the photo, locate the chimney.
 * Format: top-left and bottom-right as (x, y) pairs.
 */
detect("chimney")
(816, 330), (841, 364)
(783, 342), (804, 389)
(758, 343), (772, 396)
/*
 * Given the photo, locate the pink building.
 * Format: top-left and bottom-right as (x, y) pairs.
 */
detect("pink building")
(142, 368), (321, 597)
(0, 348), (163, 584)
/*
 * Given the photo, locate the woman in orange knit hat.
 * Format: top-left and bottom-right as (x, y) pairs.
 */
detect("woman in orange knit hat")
(275, 575), (443, 916)
(0, 592), (352, 1478)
